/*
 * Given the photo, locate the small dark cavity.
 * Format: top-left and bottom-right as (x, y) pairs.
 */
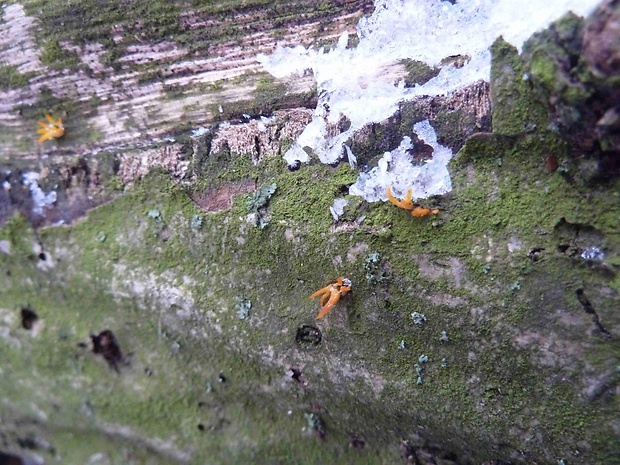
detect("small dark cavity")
(144, 367), (153, 376)
(295, 325), (322, 347)
(253, 135), (261, 164)
(575, 289), (612, 338)
(528, 247), (545, 262)
(442, 451), (460, 461)
(289, 367), (304, 384)
(20, 307), (38, 330)
(349, 433), (365, 450)
(91, 330), (126, 372)
(38, 252), (46, 261)
(337, 184), (351, 195)
(327, 160), (340, 168)
(16, 438), (36, 451)
(554, 218), (605, 259)
(557, 244), (571, 254)
(287, 160), (301, 172)
(217, 373), (227, 383)
(336, 114), (351, 133)
(197, 423), (205, 432)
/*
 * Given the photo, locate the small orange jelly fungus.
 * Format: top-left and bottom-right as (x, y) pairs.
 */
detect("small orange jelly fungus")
(386, 186), (439, 217)
(411, 206), (440, 217)
(309, 277), (352, 319)
(386, 186), (414, 210)
(37, 114), (65, 143)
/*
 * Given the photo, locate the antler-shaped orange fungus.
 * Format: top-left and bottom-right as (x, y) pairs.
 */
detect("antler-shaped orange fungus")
(37, 114), (65, 143)
(309, 277), (352, 319)
(386, 186), (414, 210)
(386, 187), (439, 217)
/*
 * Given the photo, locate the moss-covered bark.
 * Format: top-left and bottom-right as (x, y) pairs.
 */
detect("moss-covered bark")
(1, 3), (619, 465)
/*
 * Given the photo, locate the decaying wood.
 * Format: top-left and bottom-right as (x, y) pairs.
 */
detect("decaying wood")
(0, 2), (371, 159)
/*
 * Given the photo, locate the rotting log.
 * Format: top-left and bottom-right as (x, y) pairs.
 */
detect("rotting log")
(1, 2), (619, 465)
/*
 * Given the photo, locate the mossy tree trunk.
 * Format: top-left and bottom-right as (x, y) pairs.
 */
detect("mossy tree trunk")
(1, 2), (619, 465)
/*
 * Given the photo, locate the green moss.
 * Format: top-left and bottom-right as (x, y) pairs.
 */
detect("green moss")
(400, 58), (440, 87)
(0, 213), (37, 255)
(432, 108), (475, 149)
(490, 37), (551, 134)
(40, 38), (81, 70)
(0, 65), (34, 90)
(2, 139), (618, 463)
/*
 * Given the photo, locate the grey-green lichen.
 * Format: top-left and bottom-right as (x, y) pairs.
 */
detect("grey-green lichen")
(247, 182), (277, 229)
(234, 297), (252, 320)
(363, 251), (386, 284)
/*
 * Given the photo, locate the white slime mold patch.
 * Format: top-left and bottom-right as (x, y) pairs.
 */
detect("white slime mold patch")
(258, 0), (600, 201)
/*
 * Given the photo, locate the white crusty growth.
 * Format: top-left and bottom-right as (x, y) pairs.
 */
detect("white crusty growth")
(349, 120), (453, 202)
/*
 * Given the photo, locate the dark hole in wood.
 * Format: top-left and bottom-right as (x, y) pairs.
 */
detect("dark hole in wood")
(295, 325), (322, 347)
(528, 247), (544, 261)
(287, 160), (301, 172)
(290, 367), (303, 383)
(91, 330), (125, 372)
(338, 184), (351, 195)
(38, 252), (46, 261)
(20, 307), (38, 330)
